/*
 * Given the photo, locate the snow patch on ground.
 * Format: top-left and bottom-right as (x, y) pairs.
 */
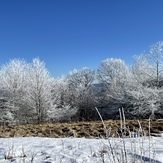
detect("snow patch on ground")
(0, 137), (162, 163)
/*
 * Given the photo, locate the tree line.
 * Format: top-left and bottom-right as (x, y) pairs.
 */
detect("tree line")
(0, 41), (163, 125)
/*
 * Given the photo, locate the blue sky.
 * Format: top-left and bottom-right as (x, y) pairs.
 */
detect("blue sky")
(0, 0), (163, 77)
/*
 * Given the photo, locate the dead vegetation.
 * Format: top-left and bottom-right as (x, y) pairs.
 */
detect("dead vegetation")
(0, 119), (162, 138)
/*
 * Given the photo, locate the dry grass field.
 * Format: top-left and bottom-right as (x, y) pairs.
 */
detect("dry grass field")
(0, 119), (162, 138)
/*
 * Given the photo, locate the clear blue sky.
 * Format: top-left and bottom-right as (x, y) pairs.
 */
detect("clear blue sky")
(0, 0), (163, 77)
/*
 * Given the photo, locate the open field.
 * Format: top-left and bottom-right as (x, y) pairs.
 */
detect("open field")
(0, 119), (163, 163)
(0, 119), (163, 138)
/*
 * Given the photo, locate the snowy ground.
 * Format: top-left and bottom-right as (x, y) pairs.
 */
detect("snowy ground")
(0, 137), (163, 163)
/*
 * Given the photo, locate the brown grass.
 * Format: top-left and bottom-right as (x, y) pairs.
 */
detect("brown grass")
(0, 119), (162, 138)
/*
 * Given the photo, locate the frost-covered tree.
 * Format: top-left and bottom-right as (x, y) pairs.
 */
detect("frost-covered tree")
(96, 58), (152, 119)
(47, 77), (78, 122)
(132, 55), (154, 86)
(0, 88), (15, 125)
(0, 59), (29, 124)
(97, 58), (129, 100)
(66, 67), (95, 120)
(50, 77), (68, 107)
(130, 42), (163, 118)
(25, 58), (53, 124)
(97, 58), (129, 87)
(146, 41), (163, 88)
(124, 82), (161, 118)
